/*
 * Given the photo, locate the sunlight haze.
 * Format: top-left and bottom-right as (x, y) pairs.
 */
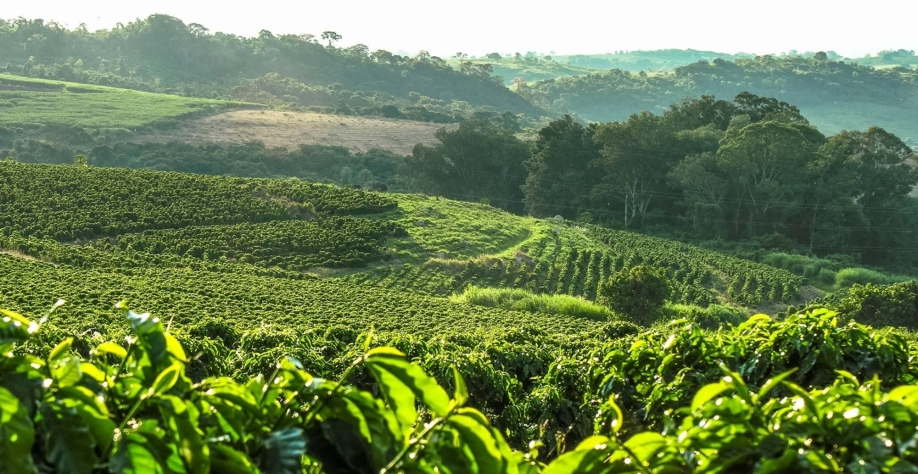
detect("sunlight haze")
(3, 0), (916, 58)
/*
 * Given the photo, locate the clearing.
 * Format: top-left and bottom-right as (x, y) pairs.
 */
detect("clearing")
(134, 110), (454, 155)
(0, 74), (242, 129)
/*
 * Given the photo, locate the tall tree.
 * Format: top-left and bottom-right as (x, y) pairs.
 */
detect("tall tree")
(404, 121), (531, 213)
(522, 116), (599, 218)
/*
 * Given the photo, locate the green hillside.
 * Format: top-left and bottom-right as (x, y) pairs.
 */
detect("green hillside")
(2, 161), (917, 472)
(0, 74), (244, 128)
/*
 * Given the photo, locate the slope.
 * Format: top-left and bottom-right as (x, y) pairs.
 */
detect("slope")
(0, 162), (806, 332)
(0, 74), (246, 128)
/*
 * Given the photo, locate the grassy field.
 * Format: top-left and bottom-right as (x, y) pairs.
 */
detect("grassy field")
(134, 109), (452, 155)
(0, 74), (246, 129)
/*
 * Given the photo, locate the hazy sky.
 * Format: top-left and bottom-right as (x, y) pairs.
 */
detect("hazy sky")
(2, 0), (916, 58)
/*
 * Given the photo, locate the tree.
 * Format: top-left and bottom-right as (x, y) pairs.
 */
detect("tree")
(597, 265), (671, 325)
(716, 120), (823, 237)
(403, 122), (531, 213)
(73, 155), (87, 166)
(592, 113), (682, 226)
(486, 52), (502, 61)
(522, 116), (599, 218)
(816, 127), (918, 263)
(321, 31), (341, 47)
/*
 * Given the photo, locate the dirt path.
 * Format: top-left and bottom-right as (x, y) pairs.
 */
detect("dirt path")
(135, 110), (453, 155)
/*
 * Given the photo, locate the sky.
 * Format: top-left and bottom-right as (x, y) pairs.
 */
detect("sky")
(2, 0), (916, 58)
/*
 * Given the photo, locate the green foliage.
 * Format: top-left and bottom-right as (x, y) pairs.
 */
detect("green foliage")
(836, 267), (910, 288)
(552, 372), (918, 473)
(0, 303), (538, 473)
(0, 161), (393, 241)
(593, 309), (918, 431)
(450, 285), (614, 321)
(661, 303), (748, 330)
(831, 281), (918, 329)
(597, 265), (671, 324)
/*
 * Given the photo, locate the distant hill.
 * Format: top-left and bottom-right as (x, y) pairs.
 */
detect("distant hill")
(531, 55), (918, 144)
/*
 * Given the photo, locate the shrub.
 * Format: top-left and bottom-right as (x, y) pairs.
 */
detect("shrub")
(663, 303), (748, 330)
(597, 265), (671, 325)
(833, 280), (918, 329)
(450, 284), (613, 321)
(835, 267), (909, 288)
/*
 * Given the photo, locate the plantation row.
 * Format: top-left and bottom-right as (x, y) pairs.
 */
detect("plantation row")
(0, 254), (603, 339)
(348, 226), (801, 308)
(0, 162), (395, 241)
(97, 218), (400, 269)
(591, 227), (804, 305)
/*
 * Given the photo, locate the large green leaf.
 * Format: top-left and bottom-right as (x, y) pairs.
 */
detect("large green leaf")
(0, 386), (37, 474)
(447, 410), (504, 474)
(40, 402), (97, 474)
(0, 308), (36, 350)
(365, 349), (450, 434)
(210, 445), (259, 474)
(124, 308), (167, 365)
(159, 395), (209, 473)
(51, 356), (83, 389)
(110, 433), (166, 474)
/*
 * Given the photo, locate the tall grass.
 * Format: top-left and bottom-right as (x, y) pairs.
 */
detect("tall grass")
(450, 285), (613, 321)
(835, 268), (912, 288)
(761, 252), (838, 286)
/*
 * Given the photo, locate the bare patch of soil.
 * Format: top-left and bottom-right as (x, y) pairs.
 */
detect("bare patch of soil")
(134, 110), (454, 155)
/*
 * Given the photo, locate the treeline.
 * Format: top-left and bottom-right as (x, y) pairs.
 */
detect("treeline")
(403, 93), (918, 270)
(0, 16), (543, 122)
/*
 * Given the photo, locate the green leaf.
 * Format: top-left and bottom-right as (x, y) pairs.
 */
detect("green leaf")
(365, 351), (450, 435)
(125, 310), (167, 364)
(258, 427), (305, 474)
(452, 365), (468, 407)
(757, 368), (798, 401)
(40, 403), (97, 474)
(51, 356), (82, 389)
(48, 337), (73, 362)
(0, 387), (37, 474)
(110, 432), (165, 474)
(692, 381), (730, 412)
(0, 308), (35, 348)
(159, 395), (208, 473)
(164, 334), (187, 363)
(448, 410), (505, 473)
(541, 436), (614, 474)
(596, 396), (624, 435)
(93, 342), (128, 359)
(210, 445), (258, 474)
(148, 362), (182, 398)
(887, 386), (918, 408)
(55, 386), (114, 453)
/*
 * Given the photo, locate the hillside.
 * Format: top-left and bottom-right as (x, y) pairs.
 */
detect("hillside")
(2, 162), (917, 471)
(0, 161), (803, 318)
(133, 109), (451, 155)
(0, 16), (544, 123)
(530, 56), (918, 143)
(0, 73), (243, 128)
